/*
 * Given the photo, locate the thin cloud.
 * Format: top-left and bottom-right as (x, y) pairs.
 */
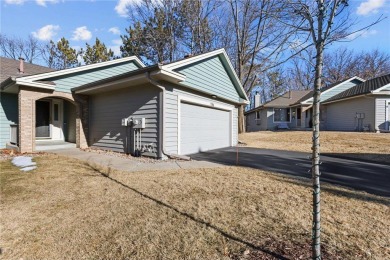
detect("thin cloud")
(32, 25), (60, 41)
(109, 27), (121, 35)
(357, 0), (385, 15)
(72, 26), (92, 41)
(4, 0), (25, 4)
(115, 0), (142, 17)
(36, 0), (59, 7)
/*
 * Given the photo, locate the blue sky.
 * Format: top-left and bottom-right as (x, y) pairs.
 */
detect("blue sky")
(0, 0), (389, 65)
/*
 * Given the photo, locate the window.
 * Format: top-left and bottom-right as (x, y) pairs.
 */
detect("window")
(255, 111), (260, 119)
(54, 104), (59, 121)
(274, 108), (290, 122)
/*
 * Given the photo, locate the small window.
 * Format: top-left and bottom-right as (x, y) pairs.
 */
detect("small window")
(274, 108), (290, 122)
(255, 111), (260, 119)
(54, 104), (59, 121)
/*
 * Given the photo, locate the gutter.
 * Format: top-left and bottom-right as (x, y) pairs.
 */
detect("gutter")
(146, 72), (190, 161)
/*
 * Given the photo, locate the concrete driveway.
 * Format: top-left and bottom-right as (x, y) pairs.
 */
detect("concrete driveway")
(191, 147), (390, 197)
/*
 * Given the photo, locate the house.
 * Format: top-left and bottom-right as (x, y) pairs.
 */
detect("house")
(1, 57), (55, 149)
(322, 74), (390, 132)
(245, 76), (365, 131)
(289, 76), (365, 129)
(0, 49), (249, 158)
(245, 90), (311, 131)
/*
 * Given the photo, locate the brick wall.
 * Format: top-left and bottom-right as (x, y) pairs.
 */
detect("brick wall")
(18, 86), (89, 153)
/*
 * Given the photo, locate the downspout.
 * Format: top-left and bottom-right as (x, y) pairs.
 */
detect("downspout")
(146, 72), (190, 160)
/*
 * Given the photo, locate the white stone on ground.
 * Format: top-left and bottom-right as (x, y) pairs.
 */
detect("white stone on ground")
(11, 156), (37, 171)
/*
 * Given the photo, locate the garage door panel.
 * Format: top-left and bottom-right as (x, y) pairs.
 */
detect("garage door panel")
(180, 102), (231, 155)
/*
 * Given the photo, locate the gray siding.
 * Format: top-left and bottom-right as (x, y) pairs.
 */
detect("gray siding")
(174, 56), (241, 103)
(375, 97), (390, 131)
(325, 97), (375, 131)
(45, 61), (140, 93)
(246, 109), (267, 132)
(89, 84), (159, 156)
(164, 91), (178, 154)
(0, 93), (18, 148)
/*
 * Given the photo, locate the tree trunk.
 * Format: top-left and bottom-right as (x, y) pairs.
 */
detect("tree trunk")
(238, 105), (245, 133)
(312, 42), (323, 259)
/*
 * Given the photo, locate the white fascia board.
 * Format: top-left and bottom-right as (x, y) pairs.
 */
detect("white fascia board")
(372, 83), (390, 93)
(150, 69), (186, 82)
(16, 79), (55, 90)
(17, 56), (145, 82)
(163, 48), (226, 70)
(162, 48), (249, 102)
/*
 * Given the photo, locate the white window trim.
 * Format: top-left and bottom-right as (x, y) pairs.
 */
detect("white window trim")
(273, 107), (291, 123)
(177, 94), (234, 155)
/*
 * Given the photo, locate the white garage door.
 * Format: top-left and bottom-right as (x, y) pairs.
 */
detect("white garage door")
(180, 102), (231, 155)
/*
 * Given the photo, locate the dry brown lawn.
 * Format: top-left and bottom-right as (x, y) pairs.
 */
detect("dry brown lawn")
(240, 131), (390, 163)
(1, 155), (389, 259)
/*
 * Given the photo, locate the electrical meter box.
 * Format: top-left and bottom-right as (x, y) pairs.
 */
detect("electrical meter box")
(121, 118), (128, 126)
(132, 118), (146, 129)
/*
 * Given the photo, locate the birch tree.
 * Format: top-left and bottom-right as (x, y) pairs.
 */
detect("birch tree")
(285, 1), (383, 258)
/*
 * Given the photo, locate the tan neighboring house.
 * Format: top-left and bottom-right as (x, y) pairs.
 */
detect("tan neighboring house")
(245, 90), (310, 131)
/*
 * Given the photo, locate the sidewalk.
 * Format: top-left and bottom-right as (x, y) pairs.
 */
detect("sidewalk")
(49, 148), (224, 172)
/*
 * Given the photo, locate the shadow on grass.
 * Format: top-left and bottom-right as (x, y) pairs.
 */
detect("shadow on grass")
(87, 163), (289, 260)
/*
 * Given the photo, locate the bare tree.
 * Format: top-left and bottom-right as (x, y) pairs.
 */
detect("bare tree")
(0, 34), (42, 63)
(285, 1), (383, 258)
(227, 0), (296, 133)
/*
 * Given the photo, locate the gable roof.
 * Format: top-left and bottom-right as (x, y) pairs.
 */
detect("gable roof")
(264, 90), (311, 107)
(0, 56), (145, 93)
(324, 74), (390, 103)
(162, 49), (248, 102)
(0, 57), (54, 83)
(74, 49), (248, 104)
(294, 76), (365, 105)
(245, 90), (311, 114)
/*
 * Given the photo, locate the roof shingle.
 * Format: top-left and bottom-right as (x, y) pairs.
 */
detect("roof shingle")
(324, 74), (390, 103)
(0, 57), (54, 83)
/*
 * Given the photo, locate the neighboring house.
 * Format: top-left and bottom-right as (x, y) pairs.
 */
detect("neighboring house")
(245, 90), (311, 131)
(0, 49), (249, 158)
(1, 57), (55, 149)
(290, 76), (365, 129)
(245, 76), (365, 132)
(322, 74), (390, 132)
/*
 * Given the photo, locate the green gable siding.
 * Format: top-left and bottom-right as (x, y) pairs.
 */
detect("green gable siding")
(0, 93), (18, 148)
(174, 56), (241, 103)
(321, 79), (362, 102)
(44, 61), (140, 93)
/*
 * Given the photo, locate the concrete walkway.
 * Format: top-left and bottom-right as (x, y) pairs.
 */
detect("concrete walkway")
(49, 148), (223, 172)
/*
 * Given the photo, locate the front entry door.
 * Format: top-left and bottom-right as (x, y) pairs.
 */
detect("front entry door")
(36, 100), (50, 138)
(51, 99), (64, 140)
